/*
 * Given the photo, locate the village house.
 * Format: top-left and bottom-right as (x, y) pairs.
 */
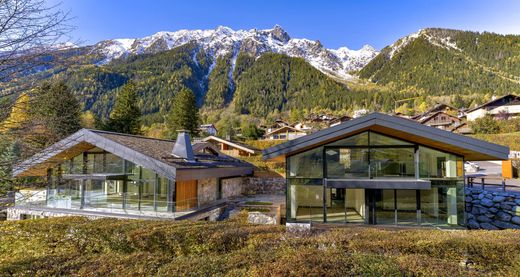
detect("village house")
(466, 94), (520, 121)
(7, 129), (253, 220)
(263, 125), (308, 140)
(203, 136), (261, 157)
(418, 111), (465, 131)
(199, 124), (218, 136)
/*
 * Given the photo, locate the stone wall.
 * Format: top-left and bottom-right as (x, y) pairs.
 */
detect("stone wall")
(221, 177), (242, 198)
(242, 177), (285, 195)
(465, 188), (520, 230)
(197, 178), (218, 205)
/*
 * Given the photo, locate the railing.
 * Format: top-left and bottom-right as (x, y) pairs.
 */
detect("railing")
(15, 190), (201, 219)
(465, 176), (514, 192)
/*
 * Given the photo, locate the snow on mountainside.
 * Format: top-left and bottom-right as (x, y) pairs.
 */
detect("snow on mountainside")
(91, 25), (378, 79)
(387, 29), (463, 59)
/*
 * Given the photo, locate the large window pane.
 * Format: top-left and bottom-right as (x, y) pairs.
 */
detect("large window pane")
(140, 168), (156, 211)
(370, 132), (413, 146)
(375, 189), (395, 225)
(327, 188), (366, 223)
(287, 179), (325, 222)
(288, 147), (323, 178)
(396, 190), (417, 225)
(156, 177), (169, 212)
(419, 146), (462, 178)
(370, 148), (415, 178)
(326, 148), (369, 178)
(327, 132), (369, 146)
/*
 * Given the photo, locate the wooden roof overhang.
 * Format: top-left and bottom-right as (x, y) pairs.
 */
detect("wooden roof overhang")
(263, 113), (509, 162)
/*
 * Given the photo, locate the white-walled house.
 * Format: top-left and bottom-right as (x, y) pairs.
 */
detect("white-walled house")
(199, 124), (218, 136)
(466, 94), (520, 121)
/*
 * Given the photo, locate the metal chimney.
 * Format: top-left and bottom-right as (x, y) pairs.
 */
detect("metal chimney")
(172, 130), (195, 162)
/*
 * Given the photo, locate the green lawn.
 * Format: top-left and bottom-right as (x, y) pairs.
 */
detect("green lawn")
(1, 214), (520, 276)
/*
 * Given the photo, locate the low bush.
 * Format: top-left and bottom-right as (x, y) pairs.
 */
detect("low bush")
(1, 215), (520, 275)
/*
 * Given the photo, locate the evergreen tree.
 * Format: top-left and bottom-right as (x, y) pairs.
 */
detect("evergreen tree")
(26, 82), (81, 148)
(166, 88), (199, 138)
(32, 81), (82, 140)
(103, 81), (142, 135)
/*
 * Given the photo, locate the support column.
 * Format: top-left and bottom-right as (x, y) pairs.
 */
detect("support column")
(322, 178), (327, 223)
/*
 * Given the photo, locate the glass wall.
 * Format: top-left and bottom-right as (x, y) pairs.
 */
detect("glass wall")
(370, 148), (415, 178)
(46, 148), (174, 213)
(287, 178), (325, 222)
(324, 131), (416, 179)
(285, 130), (465, 226)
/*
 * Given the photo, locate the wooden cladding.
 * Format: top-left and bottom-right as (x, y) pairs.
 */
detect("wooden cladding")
(176, 180), (198, 211)
(502, 160), (513, 179)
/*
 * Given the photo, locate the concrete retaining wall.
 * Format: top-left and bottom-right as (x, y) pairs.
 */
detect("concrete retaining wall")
(465, 187), (520, 229)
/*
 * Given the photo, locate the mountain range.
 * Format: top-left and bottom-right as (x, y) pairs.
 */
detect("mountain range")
(92, 25), (379, 80)
(2, 25), (520, 125)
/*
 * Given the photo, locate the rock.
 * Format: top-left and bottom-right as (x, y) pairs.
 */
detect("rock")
(478, 193), (486, 200)
(514, 206), (520, 216)
(480, 223), (499, 230)
(471, 200), (481, 204)
(493, 196), (506, 202)
(481, 198), (494, 207)
(467, 219), (480, 229)
(492, 221), (520, 230)
(512, 216), (520, 225)
(465, 196), (473, 202)
(489, 207), (498, 213)
(483, 213), (495, 219)
(476, 215), (492, 223)
(466, 213), (475, 220)
(496, 212), (512, 222)
(248, 212), (277, 225)
(515, 199), (520, 205)
(485, 194), (493, 199)
(500, 204), (513, 211)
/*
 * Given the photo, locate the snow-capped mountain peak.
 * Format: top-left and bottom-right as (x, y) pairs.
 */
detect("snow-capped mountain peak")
(92, 25), (379, 79)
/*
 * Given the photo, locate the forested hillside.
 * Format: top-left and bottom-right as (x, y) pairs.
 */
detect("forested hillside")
(3, 28), (520, 128)
(359, 28), (520, 108)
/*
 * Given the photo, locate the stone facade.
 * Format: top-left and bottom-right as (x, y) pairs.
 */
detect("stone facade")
(221, 177), (243, 198)
(197, 178), (218, 205)
(465, 187), (520, 230)
(242, 177), (285, 195)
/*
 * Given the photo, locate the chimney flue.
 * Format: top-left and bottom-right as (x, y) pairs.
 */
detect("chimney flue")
(172, 130), (195, 162)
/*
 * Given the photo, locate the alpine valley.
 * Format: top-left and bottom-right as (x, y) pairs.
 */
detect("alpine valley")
(2, 26), (520, 125)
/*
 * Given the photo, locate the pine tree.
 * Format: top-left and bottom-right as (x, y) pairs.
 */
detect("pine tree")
(33, 81), (82, 140)
(166, 88), (199, 138)
(104, 81), (142, 135)
(24, 82), (81, 147)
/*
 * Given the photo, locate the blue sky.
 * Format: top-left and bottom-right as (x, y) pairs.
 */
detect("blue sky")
(52, 0), (520, 50)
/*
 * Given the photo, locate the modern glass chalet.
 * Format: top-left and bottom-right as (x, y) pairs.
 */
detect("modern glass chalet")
(263, 113), (509, 227)
(10, 129), (253, 220)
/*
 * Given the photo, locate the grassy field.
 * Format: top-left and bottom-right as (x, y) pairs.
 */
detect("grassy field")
(1, 214), (520, 276)
(471, 132), (520, 151)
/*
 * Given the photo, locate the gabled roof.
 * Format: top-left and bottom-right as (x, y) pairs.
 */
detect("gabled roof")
(411, 103), (459, 120)
(263, 112), (509, 161)
(203, 136), (261, 155)
(418, 111), (461, 124)
(466, 94), (520, 113)
(14, 129), (253, 180)
(264, 126), (306, 137)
